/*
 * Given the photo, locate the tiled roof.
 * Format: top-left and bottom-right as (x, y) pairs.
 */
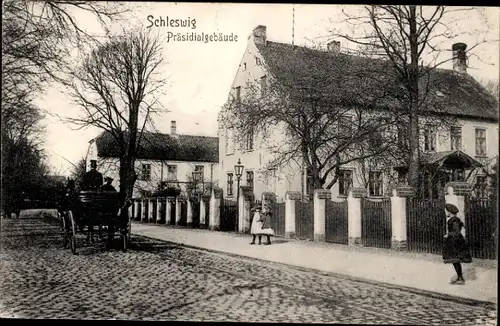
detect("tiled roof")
(256, 41), (499, 122)
(94, 131), (219, 163)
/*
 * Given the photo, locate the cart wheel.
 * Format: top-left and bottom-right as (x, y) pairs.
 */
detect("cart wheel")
(121, 233), (127, 252)
(68, 211), (77, 255)
(59, 212), (69, 249)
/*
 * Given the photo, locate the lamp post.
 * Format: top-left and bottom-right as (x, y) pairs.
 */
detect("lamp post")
(234, 158), (244, 232)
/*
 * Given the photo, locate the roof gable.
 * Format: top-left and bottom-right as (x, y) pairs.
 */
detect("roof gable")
(256, 41), (499, 121)
(95, 131), (219, 163)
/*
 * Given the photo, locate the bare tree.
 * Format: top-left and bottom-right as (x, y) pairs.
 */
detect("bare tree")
(480, 78), (499, 101)
(328, 5), (494, 190)
(65, 29), (167, 208)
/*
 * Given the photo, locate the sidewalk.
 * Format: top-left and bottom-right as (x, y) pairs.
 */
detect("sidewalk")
(130, 222), (498, 305)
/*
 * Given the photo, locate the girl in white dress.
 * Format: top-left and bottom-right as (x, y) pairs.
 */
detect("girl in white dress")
(250, 205), (264, 245)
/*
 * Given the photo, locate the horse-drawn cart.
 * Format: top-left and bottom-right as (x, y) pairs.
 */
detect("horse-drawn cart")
(57, 190), (132, 254)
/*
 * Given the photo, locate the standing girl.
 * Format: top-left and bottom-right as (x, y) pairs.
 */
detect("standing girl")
(442, 203), (472, 285)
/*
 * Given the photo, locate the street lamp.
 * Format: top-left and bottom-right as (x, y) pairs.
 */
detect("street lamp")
(192, 170), (203, 200)
(234, 158), (244, 232)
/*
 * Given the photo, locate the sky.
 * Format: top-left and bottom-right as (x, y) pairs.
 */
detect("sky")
(34, 3), (500, 176)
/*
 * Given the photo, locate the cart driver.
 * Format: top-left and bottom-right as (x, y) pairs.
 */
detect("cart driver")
(82, 165), (104, 191)
(101, 177), (117, 192)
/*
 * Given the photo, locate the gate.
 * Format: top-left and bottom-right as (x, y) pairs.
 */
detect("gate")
(465, 197), (497, 260)
(143, 200), (149, 222)
(220, 199), (238, 232)
(135, 199), (142, 220)
(406, 197), (446, 254)
(203, 199), (210, 228)
(151, 198), (158, 222)
(192, 199), (201, 228)
(295, 200), (314, 240)
(157, 198), (166, 224)
(271, 201), (286, 237)
(325, 200), (348, 245)
(179, 200), (188, 226)
(168, 199), (176, 225)
(361, 198), (392, 248)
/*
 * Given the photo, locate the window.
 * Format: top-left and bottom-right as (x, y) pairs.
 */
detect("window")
(90, 160), (97, 170)
(338, 115), (353, 137)
(368, 171), (383, 197)
(338, 170), (353, 196)
(475, 175), (487, 198)
(227, 173), (234, 196)
(423, 128), (436, 151)
(167, 165), (177, 181)
(140, 164), (151, 181)
(226, 128), (235, 155)
(255, 57), (261, 65)
(475, 128), (486, 156)
(260, 75), (268, 97)
(450, 127), (462, 151)
(397, 170), (407, 184)
(194, 165), (204, 181)
(451, 169), (464, 182)
(243, 62), (247, 70)
(246, 171), (254, 191)
(244, 128), (254, 150)
(370, 130), (384, 148)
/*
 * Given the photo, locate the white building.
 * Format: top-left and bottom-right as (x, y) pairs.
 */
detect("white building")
(218, 25), (499, 201)
(85, 121), (219, 197)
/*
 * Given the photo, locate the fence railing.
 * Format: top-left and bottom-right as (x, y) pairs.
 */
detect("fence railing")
(271, 201), (286, 237)
(325, 200), (348, 245)
(361, 198), (392, 249)
(406, 197), (446, 255)
(295, 200), (314, 240)
(465, 197), (497, 260)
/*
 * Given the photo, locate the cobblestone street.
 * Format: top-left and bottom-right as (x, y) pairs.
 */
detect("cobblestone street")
(0, 213), (496, 324)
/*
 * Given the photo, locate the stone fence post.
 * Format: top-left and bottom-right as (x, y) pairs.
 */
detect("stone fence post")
(239, 186), (253, 233)
(187, 196), (194, 227)
(445, 182), (472, 237)
(156, 197), (162, 223)
(314, 189), (331, 242)
(148, 198), (154, 222)
(285, 191), (301, 238)
(209, 188), (222, 230)
(348, 188), (366, 246)
(200, 195), (210, 227)
(391, 185), (415, 250)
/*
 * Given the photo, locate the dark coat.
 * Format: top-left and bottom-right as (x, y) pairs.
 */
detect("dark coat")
(261, 212), (272, 229)
(82, 170), (103, 190)
(442, 216), (472, 264)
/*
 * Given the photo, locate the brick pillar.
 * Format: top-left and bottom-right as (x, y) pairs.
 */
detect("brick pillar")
(445, 182), (472, 237)
(391, 185), (415, 250)
(187, 198), (193, 227)
(285, 191), (301, 238)
(200, 195), (210, 227)
(348, 188), (366, 246)
(239, 186), (253, 233)
(209, 188), (222, 231)
(141, 198), (147, 222)
(314, 189), (331, 242)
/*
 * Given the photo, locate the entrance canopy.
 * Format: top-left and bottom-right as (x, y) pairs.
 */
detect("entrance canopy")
(421, 150), (483, 170)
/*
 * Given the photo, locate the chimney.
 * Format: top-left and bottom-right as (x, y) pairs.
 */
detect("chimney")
(452, 42), (467, 73)
(252, 25), (267, 45)
(327, 40), (341, 53)
(170, 120), (177, 137)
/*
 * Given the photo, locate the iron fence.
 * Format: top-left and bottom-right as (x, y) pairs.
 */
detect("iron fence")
(406, 197), (446, 254)
(295, 200), (314, 240)
(361, 198), (392, 249)
(465, 197), (497, 260)
(325, 200), (348, 245)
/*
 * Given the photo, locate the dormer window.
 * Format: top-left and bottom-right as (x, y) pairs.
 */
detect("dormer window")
(256, 57), (261, 65)
(243, 62), (247, 70)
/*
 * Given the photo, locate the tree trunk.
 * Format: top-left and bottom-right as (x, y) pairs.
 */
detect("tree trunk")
(407, 5), (421, 191)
